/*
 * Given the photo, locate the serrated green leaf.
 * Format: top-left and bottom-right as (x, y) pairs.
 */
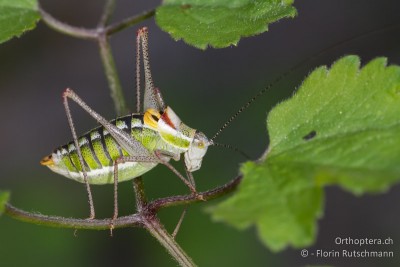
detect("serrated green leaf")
(0, 0), (40, 44)
(0, 191), (10, 216)
(156, 0), (297, 49)
(211, 56), (400, 251)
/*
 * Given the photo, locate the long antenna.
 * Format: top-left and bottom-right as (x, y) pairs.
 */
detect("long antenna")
(213, 142), (251, 160)
(210, 23), (400, 142)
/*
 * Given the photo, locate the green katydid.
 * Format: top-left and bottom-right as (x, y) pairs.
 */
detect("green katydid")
(40, 28), (215, 224)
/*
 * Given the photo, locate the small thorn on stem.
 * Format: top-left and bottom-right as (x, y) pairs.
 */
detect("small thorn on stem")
(191, 191), (204, 201)
(196, 194), (205, 201)
(109, 221), (115, 237)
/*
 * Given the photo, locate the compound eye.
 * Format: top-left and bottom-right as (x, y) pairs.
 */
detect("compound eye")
(197, 141), (204, 149)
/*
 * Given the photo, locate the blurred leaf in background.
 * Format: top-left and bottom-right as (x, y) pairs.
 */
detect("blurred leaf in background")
(0, 191), (10, 216)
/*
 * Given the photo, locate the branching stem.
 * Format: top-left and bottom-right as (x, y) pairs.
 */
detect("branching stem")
(143, 216), (196, 267)
(5, 175), (242, 229)
(4, 175), (242, 266)
(38, 5), (98, 40)
(38, 3), (154, 115)
(16, 3), (241, 267)
(38, 5), (155, 39)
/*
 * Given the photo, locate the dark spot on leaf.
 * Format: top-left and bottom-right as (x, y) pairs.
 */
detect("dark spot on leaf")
(181, 4), (191, 10)
(303, 130), (317, 141)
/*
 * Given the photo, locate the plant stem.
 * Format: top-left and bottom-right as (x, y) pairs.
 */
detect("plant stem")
(5, 174), (242, 229)
(133, 177), (147, 211)
(98, 34), (128, 115)
(5, 173), (242, 266)
(132, 170), (194, 266)
(149, 175), (243, 211)
(99, 0), (116, 27)
(38, 5), (155, 40)
(144, 216), (196, 267)
(4, 203), (143, 229)
(38, 5), (98, 40)
(106, 9), (156, 35)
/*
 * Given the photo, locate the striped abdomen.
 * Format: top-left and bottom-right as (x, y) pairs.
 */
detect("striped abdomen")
(41, 114), (159, 184)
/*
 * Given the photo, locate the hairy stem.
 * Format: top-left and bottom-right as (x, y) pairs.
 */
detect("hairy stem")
(133, 176), (147, 211)
(5, 174), (241, 229)
(144, 216), (196, 267)
(4, 203), (143, 229)
(149, 175), (243, 211)
(4, 174), (241, 266)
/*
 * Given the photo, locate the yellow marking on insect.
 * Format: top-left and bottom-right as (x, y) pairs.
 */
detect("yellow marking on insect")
(40, 155), (54, 166)
(144, 108), (161, 129)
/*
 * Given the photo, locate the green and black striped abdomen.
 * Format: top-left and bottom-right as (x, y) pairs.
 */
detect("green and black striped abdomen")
(55, 114), (150, 173)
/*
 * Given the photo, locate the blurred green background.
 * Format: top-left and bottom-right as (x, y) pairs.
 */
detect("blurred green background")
(1, 0), (400, 266)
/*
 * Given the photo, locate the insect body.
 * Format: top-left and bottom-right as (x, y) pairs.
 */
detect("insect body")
(40, 27), (210, 220)
(41, 106), (210, 184)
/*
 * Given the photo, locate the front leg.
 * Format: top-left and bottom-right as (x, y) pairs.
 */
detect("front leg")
(153, 150), (196, 194)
